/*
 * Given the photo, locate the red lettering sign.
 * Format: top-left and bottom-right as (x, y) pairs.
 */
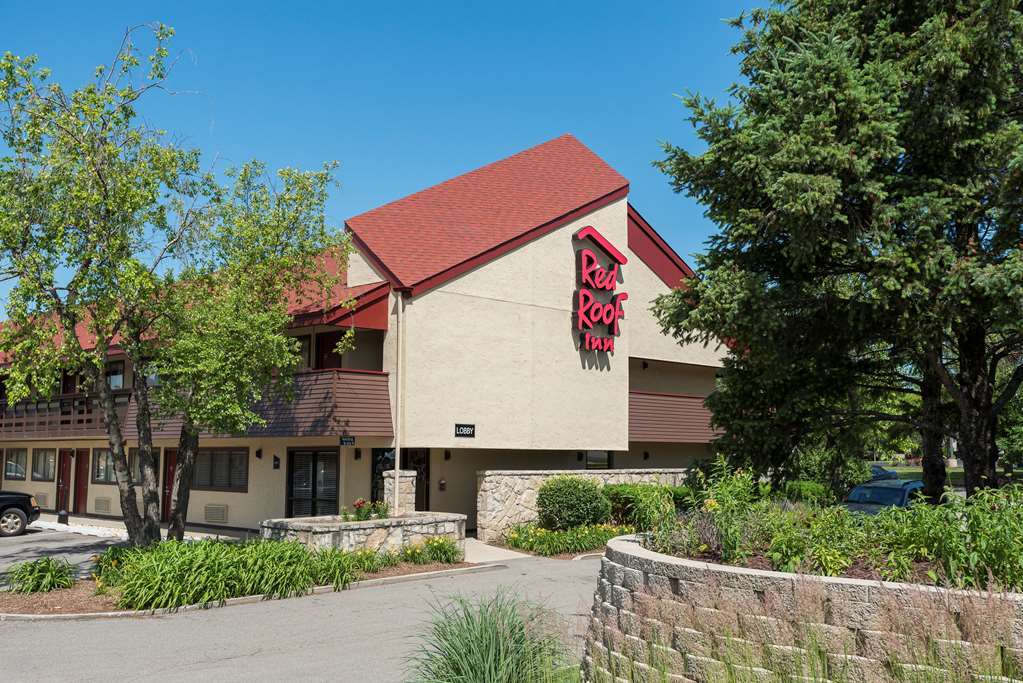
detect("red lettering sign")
(573, 226), (627, 354)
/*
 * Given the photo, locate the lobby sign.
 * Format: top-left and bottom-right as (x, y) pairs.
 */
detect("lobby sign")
(574, 226), (627, 353)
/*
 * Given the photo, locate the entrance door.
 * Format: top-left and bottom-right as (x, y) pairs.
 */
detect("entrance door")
(402, 448), (430, 512)
(56, 449), (74, 512)
(371, 448), (430, 511)
(72, 448), (90, 514)
(287, 449), (339, 517)
(161, 448), (177, 523)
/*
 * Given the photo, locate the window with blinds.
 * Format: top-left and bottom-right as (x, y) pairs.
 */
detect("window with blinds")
(31, 448), (56, 482)
(192, 448), (249, 492)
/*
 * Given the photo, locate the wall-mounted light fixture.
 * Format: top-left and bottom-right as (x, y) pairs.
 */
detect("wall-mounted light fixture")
(255, 448), (263, 460)
(354, 448), (362, 461)
(577, 452), (584, 462)
(643, 451), (650, 461)
(444, 450), (451, 461)
(642, 360), (649, 370)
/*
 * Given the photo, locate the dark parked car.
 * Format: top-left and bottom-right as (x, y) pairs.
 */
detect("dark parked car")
(870, 463), (899, 480)
(843, 479), (924, 515)
(0, 491), (41, 536)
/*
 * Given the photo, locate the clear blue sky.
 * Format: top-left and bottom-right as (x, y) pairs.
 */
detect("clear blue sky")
(2, 1), (757, 269)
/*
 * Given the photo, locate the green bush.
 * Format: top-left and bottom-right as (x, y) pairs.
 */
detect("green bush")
(98, 538), (466, 611)
(424, 537), (463, 564)
(505, 523), (633, 556)
(6, 557), (76, 593)
(603, 483), (675, 530)
(536, 476), (611, 531)
(406, 592), (572, 683)
(781, 479), (832, 506)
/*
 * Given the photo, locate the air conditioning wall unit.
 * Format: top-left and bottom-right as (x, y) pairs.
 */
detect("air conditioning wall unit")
(204, 504), (229, 525)
(94, 497), (111, 514)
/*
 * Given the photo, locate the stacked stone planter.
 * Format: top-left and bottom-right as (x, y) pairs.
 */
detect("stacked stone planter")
(583, 535), (1023, 682)
(259, 512), (466, 553)
(475, 468), (689, 543)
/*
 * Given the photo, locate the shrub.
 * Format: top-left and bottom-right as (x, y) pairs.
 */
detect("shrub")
(536, 476), (611, 531)
(406, 592), (571, 683)
(424, 537), (463, 564)
(603, 483), (675, 530)
(781, 479), (832, 506)
(6, 557), (75, 593)
(505, 523), (633, 556)
(314, 548), (362, 591)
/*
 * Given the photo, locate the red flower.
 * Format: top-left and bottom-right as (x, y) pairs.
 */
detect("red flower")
(353, 498), (367, 509)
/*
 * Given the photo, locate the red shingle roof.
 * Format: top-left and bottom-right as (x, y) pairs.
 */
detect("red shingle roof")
(345, 134), (630, 293)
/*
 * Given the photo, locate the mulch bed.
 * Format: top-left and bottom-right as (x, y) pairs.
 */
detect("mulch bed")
(0, 580), (120, 615)
(0, 562), (475, 616)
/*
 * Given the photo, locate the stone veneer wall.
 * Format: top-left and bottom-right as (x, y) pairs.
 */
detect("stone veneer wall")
(383, 469), (417, 516)
(584, 536), (1023, 683)
(475, 469), (689, 543)
(259, 512), (466, 553)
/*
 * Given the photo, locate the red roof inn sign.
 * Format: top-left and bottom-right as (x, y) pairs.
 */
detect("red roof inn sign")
(574, 226), (628, 354)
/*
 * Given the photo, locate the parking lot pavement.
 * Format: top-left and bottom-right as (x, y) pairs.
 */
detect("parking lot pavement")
(0, 528), (120, 575)
(1, 554), (603, 682)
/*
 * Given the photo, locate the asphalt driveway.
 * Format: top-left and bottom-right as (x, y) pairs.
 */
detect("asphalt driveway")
(0, 554), (602, 682)
(0, 529), (120, 576)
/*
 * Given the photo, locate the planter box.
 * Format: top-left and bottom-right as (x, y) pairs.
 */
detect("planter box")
(259, 512), (466, 553)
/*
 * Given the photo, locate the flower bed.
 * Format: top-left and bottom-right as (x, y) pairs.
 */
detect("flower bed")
(1, 537), (466, 614)
(649, 463), (1023, 590)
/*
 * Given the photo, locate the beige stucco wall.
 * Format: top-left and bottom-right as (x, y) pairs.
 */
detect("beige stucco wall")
(1, 435), (384, 530)
(346, 248), (387, 287)
(389, 197), (722, 452)
(628, 358), (717, 395)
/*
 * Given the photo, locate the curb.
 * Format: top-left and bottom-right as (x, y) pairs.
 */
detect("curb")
(0, 563), (506, 622)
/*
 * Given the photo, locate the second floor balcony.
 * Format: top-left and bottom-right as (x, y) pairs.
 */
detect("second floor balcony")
(0, 390), (132, 440)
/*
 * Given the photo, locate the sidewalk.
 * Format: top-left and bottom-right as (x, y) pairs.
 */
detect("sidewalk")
(34, 513), (252, 541)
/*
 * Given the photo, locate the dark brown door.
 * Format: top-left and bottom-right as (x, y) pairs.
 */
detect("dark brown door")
(161, 448), (177, 523)
(287, 449), (339, 517)
(403, 448), (430, 512)
(56, 449), (74, 512)
(73, 448), (90, 514)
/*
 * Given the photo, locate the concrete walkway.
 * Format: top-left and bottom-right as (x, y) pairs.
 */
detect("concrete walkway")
(0, 554), (602, 682)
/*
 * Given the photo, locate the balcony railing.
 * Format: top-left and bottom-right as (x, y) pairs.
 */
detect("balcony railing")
(0, 390), (131, 439)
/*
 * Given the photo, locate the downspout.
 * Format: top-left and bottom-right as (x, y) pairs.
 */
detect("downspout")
(393, 289), (407, 514)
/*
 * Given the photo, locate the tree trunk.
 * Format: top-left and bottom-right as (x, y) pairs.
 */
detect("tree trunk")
(920, 358), (947, 503)
(168, 418), (199, 541)
(93, 364), (149, 545)
(131, 362), (163, 544)
(957, 322), (998, 495)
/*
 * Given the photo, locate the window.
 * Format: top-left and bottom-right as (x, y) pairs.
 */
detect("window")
(192, 448), (248, 492)
(61, 371), (85, 395)
(584, 450), (613, 470)
(4, 448), (27, 480)
(92, 449), (116, 484)
(127, 448), (160, 485)
(31, 448), (56, 482)
(106, 361), (125, 390)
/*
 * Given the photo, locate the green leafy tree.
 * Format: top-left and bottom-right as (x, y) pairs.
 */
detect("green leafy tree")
(152, 162), (350, 541)
(0, 26), (348, 544)
(655, 1), (1023, 496)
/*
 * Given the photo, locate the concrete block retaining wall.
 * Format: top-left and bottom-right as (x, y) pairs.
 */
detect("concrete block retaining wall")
(475, 469), (689, 543)
(259, 512), (466, 553)
(583, 535), (1023, 682)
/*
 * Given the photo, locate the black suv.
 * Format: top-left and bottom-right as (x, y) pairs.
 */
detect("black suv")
(0, 491), (41, 536)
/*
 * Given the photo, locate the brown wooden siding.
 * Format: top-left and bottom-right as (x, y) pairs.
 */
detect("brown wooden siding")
(122, 369), (393, 440)
(629, 390), (717, 444)
(0, 391), (130, 440)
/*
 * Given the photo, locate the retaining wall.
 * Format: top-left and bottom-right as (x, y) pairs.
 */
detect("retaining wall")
(475, 468), (689, 543)
(259, 512), (466, 553)
(583, 535), (1023, 682)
